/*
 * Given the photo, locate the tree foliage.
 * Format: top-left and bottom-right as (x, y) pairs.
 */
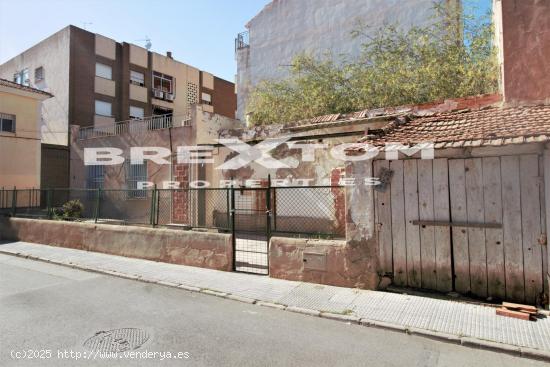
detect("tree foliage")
(246, 2), (499, 126)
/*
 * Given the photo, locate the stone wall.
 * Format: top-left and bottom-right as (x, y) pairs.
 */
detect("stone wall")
(0, 217), (232, 271)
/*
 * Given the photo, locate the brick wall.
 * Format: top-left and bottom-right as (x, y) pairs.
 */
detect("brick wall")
(172, 163), (189, 224)
(331, 167), (346, 237)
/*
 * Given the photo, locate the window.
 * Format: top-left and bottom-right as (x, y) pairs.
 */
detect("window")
(126, 162), (147, 199)
(130, 70), (144, 86)
(129, 106), (144, 119)
(201, 92), (212, 105)
(95, 63), (112, 79)
(153, 72), (173, 94)
(35, 67), (44, 83)
(86, 165), (104, 190)
(95, 100), (112, 117)
(13, 69), (29, 86)
(0, 113), (16, 133)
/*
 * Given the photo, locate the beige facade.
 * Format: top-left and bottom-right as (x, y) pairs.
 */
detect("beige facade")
(151, 52), (200, 121)
(0, 81), (52, 189)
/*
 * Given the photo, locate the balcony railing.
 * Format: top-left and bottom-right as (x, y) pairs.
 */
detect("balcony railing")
(78, 114), (190, 140)
(235, 31), (249, 52)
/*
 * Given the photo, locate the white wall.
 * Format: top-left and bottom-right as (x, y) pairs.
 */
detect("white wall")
(237, 0), (452, 121)
(0, 27), (71, 145)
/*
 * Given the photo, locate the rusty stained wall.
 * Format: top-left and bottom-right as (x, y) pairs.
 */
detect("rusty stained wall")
(495, 0), (550, 103)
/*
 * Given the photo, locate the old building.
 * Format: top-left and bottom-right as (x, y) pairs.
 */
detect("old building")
(0, 25), (237, 188)
(0, 79), (52, 189)
(235, 0), (460, 122)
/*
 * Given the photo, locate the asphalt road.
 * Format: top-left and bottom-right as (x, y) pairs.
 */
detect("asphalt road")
(0, 254), (543, 367)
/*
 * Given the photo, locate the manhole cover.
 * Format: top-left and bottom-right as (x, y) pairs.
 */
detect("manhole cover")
(83, 328), (149, 353)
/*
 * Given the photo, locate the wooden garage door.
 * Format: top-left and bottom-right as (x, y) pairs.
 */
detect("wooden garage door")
(375, 155), (547, 304)
(375, 159), (453, 293)
(449, 155), (546, 304)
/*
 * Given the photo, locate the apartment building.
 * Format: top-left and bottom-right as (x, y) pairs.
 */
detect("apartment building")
(0, 79), (52, 189)
(0, 25), (237, 187)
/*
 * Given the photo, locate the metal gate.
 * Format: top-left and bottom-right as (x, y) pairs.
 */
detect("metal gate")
(231, 187), (271, 274)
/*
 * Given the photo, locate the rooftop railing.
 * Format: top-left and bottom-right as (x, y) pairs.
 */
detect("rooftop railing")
(78, 114), (191, 140)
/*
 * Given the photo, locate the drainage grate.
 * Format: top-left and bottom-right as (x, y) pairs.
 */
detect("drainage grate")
(83, 328), (149, 353)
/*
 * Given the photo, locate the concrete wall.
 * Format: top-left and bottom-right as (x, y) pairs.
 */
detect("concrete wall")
(0, 217), (233, 271)
(0, 27), (70, 145)
(236, 0), (455, 120)
(0, 89), (43, 189)
(269, 236), (379, 289)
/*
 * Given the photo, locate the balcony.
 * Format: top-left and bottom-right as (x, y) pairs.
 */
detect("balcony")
(235, 31), (249, 52)
(78, 114), (190, 140)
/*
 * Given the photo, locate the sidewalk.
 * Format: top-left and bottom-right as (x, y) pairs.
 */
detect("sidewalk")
(2, 240), (550, 361)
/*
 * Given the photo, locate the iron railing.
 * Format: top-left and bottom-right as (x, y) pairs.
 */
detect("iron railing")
(235, 31), (250, 52)
(0, 186), (346, 238)
(78, 114), (191, 140)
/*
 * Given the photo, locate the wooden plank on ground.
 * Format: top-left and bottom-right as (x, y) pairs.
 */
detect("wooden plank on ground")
(502, 302), (537, 313)
(520, 155), (544, 305)
(496, 307), (532, 321)
(390, 160), (407, 287)
(418, 160), (437, 290)
(374, 160), (393, 275)
(449, 159), (470, 294)
(501, 155), (525, 302)
(433, 158), (452, 292)
(404, 159), (421, 288)
(465, 158), (488, 298)
(482, 157), (505, 300)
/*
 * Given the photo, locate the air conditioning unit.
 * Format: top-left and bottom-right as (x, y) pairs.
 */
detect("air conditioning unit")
(153, 90), (164, 99)
(165, 93), (175, 101)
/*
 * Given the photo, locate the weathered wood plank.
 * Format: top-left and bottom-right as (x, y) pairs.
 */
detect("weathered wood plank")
(449, 159), (470, 294)
(390, 160), (407, 286)
(542, 152), (550, 302)
(404, 159), (421, 288)
(465, 158), (488, 298)
(501, 155), (525, 302)
(433, 158), (452, 292)
(482, 157), (505, 300)
(418, 160), (437, 290)
(520, 155), (543, 305)
(374, 160), (393, 275)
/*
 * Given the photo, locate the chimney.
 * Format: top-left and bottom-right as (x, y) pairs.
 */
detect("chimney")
(166, 51), (173, 59)
(494, 0), (550, 105)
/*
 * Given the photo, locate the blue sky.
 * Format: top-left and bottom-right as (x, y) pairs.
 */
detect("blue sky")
(0, 0), (491, 82)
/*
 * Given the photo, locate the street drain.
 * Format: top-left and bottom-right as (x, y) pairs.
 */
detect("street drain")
(83, 328), (149, 353)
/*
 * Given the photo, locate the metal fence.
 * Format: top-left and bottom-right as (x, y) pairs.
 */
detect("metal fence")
(0, 186), (346, 238)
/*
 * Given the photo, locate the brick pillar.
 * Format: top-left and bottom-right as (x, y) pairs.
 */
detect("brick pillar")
(172, 163), (189, 224)
(331, 167), (346, 237)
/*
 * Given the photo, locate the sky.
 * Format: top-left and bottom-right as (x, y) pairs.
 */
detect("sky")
(0, 0), (491, 82)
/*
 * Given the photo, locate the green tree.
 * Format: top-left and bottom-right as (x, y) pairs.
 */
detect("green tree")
(246, 2), (498, 126)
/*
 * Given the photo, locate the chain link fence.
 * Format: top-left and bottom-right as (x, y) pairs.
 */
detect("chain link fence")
(0, 186), (346, 238)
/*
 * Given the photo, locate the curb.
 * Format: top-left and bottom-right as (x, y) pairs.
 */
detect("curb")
(286, 306), (321, 317)
(1, 249), (549, 362)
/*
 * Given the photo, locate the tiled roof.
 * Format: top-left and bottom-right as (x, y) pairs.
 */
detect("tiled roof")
(282, 94), (502, 128)
(0, 78), (53, 97)
(360, 104), (550, 149)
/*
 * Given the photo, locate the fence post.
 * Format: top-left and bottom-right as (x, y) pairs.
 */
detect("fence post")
(226, 188), (230, 230)
(230, 180), (236, 271)
(155, 187), (160, 227)
(94, 188), (101, 223)
(266, 175), (272, 242)
(11, 186), (17, 217)
(47, 189), (53, 219)
(149, 184), (157, 226)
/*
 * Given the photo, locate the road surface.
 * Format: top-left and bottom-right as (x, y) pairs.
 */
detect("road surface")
(0, 254), (542, 366)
